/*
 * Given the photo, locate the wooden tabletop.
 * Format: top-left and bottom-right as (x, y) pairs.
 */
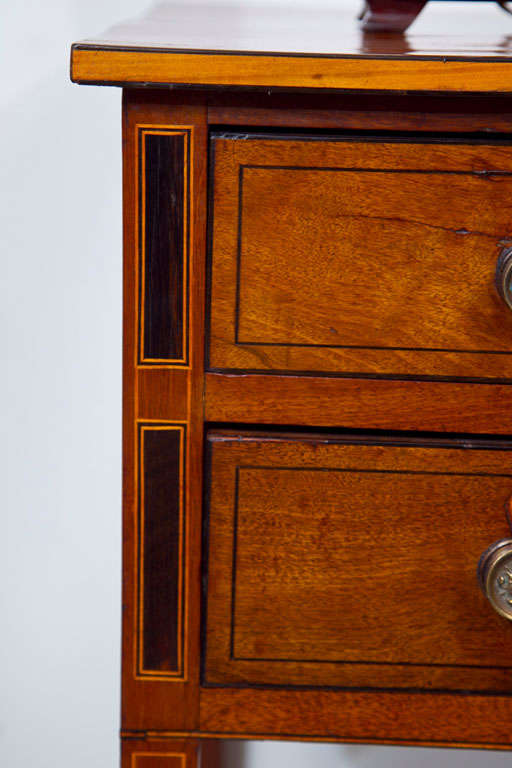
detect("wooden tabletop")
(71, 1), (512, 92)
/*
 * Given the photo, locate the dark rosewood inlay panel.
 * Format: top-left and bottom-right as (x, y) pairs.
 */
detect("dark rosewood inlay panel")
(139, 129), (190, 365)
(137, 422), (186, 677)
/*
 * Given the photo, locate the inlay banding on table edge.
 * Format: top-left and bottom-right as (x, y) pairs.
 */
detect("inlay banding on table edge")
(132, 753), (186, 768)
(137, 127), (192, 366)
(136, 422), (187, 679)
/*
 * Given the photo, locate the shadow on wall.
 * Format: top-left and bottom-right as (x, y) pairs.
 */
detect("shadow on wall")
(218, 739), (512, 767)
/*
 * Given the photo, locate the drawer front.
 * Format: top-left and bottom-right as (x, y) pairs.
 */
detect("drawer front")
(203, 431), (512, 692)
(208, 135), (512, 379)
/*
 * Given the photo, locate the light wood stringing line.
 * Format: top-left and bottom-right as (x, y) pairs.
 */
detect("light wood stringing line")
(132, 752), (187, 767)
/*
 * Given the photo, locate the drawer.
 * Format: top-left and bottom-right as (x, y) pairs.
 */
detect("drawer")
(208, 134), (512, 379)
(203, 430), (512, 692)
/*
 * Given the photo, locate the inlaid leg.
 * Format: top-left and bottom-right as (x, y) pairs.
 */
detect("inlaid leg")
(122, 737), (200, 768)
(121, 90), (207, 730)
(199, 740), (223, 768)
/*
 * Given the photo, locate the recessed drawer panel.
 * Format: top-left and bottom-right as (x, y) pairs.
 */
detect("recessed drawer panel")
(203, 431), (512, 692)
(208, 135), (512, 379)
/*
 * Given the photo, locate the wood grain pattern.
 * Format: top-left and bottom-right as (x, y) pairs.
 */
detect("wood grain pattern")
(70, 2), (512, 61)
(204, 431), (512, 692)
(208, 135), (512, 379)
(138, 368), (188, 421)
(199, 687), (512, 747)
(88, 76), (512, 749)
(71, 46), (512, 93)
(70, 1), (512, 97)
(205, 372), (512, 434)
(123, 728), (512, 750)
(122, 90), (207, 731)
(207, 93), (512, 133)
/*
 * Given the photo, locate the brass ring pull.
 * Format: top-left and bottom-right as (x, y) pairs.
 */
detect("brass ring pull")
(477, 539), (512, 620)
(495, 247), (512, 310)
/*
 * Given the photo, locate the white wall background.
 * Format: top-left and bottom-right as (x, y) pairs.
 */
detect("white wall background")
(3, 2), (512, 767)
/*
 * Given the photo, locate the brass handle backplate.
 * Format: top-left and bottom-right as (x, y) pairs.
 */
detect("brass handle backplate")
(477, 539), (512, 620)
(496, 247), (512, 310)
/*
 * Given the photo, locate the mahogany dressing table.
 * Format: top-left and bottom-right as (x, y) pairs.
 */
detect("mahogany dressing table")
(71, 4), (512, 764)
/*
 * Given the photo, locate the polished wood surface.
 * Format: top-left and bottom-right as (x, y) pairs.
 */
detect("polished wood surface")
(119, 88), (512, 750)
(199, 686), (512, 747)
(122, 737), (200, 768)
(204, 430), (512, 691)
(72, 2), (512, 57)
(121, 91), (207, 730)
(205, 372), (512, 434)
(206, 92), (512, 133)
(71, 6), (512, 748)
(71, 3), (512, 91)
(209, 134), (512, 379)
(71, 48), (512, 92)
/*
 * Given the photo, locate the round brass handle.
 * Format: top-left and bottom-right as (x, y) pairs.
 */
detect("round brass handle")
(495, 247), (512, 310)
(477, 539), (512, 620)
